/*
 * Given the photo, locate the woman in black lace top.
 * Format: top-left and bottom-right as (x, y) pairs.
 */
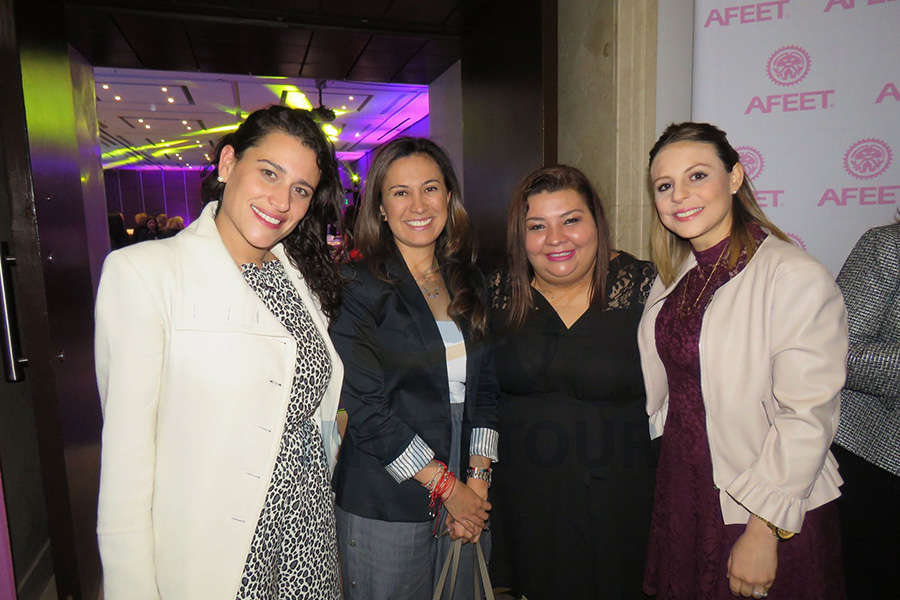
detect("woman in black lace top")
(488, 165), (657, 599)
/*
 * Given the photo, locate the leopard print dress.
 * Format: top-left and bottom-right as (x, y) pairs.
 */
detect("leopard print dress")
(236, 260), (341, 600)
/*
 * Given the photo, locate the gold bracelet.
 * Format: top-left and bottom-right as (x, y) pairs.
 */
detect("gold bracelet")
(758, 516), (795, 541)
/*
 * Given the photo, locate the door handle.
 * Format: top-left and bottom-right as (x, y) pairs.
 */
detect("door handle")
(0, 242), (28, 382)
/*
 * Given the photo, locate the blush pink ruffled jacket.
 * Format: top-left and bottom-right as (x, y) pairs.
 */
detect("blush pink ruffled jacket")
(638, 234), (847, 533)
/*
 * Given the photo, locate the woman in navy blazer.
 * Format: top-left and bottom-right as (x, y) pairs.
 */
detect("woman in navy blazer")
(330, 137), (498, 599)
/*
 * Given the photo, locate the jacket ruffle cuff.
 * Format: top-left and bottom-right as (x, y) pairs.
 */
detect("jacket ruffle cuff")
(725, 470), (811, 533)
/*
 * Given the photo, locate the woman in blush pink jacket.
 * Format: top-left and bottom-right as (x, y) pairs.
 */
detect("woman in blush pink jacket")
(638, 122), (847, 600)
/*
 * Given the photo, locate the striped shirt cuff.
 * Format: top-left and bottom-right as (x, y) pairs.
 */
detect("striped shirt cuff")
(385, 435), (435, 483)
(469, 428), (499, 463)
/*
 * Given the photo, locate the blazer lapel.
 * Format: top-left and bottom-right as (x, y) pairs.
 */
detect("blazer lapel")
(175, 202), (287, 336)
(387, 257), (446, 360)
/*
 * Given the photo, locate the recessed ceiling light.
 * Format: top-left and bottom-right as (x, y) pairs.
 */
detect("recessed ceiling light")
(114, 95), (121, 101)
(195, 140), (200, 144)
(167, 97), (175, 104)
(137, 118), (144, 123)
(161, 87), (168, 92)
(161, 139), (166, 142)
(145, 124), (151, 129)
(354, 132), (360, 137)
(349, 96), (354, 101)
(341, 105), (347, 110)
(186, 126), (192, 130)
(102, 84), (109, 90)
(181, 120), (188, 125)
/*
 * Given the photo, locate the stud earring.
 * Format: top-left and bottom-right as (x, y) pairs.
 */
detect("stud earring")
(217, 176), (225, 183)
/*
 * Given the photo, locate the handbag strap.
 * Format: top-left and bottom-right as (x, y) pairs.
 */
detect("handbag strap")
(475, 541), (495, 600)
(433, 538), (495, 600)
(433, 538), (462, 600)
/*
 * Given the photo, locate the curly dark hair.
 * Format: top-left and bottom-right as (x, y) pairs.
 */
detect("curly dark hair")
(201, 105), (343, 320)
(354, 137), (487, 339)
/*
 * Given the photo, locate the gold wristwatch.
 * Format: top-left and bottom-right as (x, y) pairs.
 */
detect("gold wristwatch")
(760, 517), (795, 541)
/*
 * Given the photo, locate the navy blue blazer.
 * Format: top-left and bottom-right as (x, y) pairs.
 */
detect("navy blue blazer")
(330, 258), (499, 522)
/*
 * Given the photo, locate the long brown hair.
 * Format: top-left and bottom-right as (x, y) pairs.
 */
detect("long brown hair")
(504, 165), (612, 328)
(355, 137), (487, 338)
(201, 105), (344, 320)
(648, 122), (790, 285)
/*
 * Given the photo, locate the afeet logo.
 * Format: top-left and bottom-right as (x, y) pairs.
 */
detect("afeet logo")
(819, 140), (897, 207)
(767, 45), (811, 86)
(736, 146), (765, 180)
(746, 46), (833, 114)
(843, 139), (893, 180)
(786, 233), (806, 250)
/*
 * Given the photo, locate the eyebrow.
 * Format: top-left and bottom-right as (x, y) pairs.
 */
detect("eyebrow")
(258, 158), (285, 174)
(387, 178), (442, 191)
(525, 208), (585, 221)
(652, 161), (713, 183)
(258, 159), (314, 189)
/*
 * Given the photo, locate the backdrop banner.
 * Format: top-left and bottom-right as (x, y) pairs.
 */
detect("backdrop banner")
(692, 0), (899, 273)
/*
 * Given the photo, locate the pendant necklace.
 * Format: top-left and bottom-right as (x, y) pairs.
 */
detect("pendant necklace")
(678, 243), (728, 315)
(416, 261), (441, 299)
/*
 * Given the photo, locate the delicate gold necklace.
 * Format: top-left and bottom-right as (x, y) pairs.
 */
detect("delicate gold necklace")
(415, 261), (441, 299)
(678, 243), (728, 315)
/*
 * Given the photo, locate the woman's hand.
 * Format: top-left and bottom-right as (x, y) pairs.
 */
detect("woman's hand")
(445, 479), (490, 543)
(442, 479), (491, 539)
(727, 516), (778, 597)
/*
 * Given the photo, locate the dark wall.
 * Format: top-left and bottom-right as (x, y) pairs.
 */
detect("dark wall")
(14, 0), (105, 597)
(105, 168), (205, 227)
(461, 0), (557, 268)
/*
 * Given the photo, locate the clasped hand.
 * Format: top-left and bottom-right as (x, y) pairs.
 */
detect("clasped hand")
(444, 479), (491, 544)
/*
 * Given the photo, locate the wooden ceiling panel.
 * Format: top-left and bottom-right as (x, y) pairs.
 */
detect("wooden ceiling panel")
(65, 10), (143, 68)
(383, 0), (459, 25)
(321, 1), (395, 20)
(186, 22), (312, 52)
(112, 14), (197, 70)
(347, 66), (403, 83)
(420, 38), (462, 58)
(67, 2), (468, 85)
(365, 34), (426, 55)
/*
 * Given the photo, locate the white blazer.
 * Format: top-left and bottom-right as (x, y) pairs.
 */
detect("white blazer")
(94, 202), (343, 599)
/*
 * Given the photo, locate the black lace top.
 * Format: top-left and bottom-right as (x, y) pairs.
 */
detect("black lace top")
(488, 251), (656, 402)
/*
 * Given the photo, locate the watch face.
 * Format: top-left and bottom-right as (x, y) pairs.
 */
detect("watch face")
(776, 528), (795, 540)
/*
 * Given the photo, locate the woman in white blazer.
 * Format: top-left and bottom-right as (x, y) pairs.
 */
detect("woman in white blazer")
(638, 123), (847, 600)
(94, 106), (345, 599)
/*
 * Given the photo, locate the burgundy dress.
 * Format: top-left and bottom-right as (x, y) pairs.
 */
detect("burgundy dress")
(643, 233), (844, 600)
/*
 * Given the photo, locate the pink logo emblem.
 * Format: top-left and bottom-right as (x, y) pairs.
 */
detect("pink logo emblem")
(786, 233), (806, 251)
(843, 139), (893, 180)
(736, 146), (765, 181)
(766, 46), (811, 87)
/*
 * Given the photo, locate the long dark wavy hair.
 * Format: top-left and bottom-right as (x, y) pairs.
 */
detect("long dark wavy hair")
(201, 105), (343, 320)
(648, 122), (790, 285)
(354, 137), (487, 339)
(504, 165), (612, 328)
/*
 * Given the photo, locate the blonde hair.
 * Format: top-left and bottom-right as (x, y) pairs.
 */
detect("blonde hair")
(648, 122), (790, 285)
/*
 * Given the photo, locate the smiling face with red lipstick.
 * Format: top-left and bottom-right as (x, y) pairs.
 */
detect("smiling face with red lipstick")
(650, 140), (744, 252)
(215, 130), (321, 266)
(524, 188), (599, 291)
